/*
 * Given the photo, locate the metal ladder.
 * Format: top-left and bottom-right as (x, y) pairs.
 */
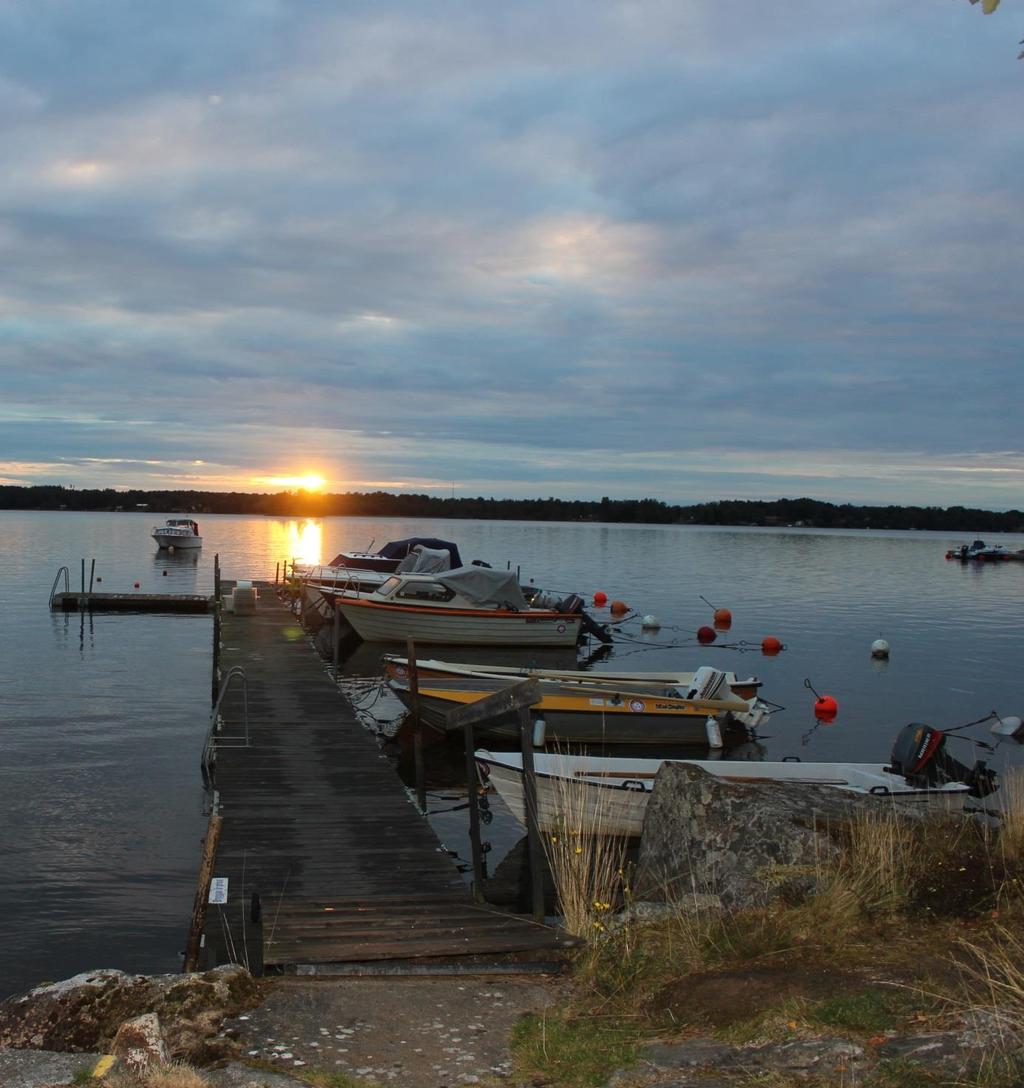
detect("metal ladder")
(201, 666), (249, 784)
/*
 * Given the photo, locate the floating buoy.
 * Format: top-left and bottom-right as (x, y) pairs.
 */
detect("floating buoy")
(133, 581), (140, 589)
(697, 625), (716, 643)
(96, 576), (102, 583)
(991, 715), (1024, 739)
(162, 570), (168, 577)
(870, 638), (890, 659)
(641, 614), (661, 629)
(714, 607), (732, 625)
(610, 599), (629, 615)
(814, 695), (838, 719)
(761, 636), (782, 655)
(593, 590), (607, 606)
(815, 706), (838, 724)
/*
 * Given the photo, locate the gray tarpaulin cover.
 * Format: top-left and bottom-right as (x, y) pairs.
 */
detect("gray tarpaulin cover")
(437, 566), (530, 610)
(396, 545), (453, 573)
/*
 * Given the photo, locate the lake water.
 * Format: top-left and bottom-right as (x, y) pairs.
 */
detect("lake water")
(2, 509), (1023, 999)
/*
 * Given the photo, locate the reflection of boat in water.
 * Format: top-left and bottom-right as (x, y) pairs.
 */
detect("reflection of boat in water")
(946, 539), (1024, 562)
(476, 722), (997, 837)
(389, 665), (769, 745)
(321, 568), (588, 647)
(152, 519), (202, 550)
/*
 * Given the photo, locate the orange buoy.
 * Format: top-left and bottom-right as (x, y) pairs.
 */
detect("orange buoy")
(593, 591), (608, 606)
(761, 636), (782, 655)
(610, 599), (629, 615)
(814, 694), (838, 719)
(815, 707), (838, 724)
(713, 607), (732, 625)
(697, 625), (716, 643)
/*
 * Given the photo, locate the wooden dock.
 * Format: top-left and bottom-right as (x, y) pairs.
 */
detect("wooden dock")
(198, 582), (574, 975)
(51, 592), (215, 613)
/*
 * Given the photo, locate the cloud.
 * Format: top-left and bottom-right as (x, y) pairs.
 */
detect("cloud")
(0, 0), (1021, 506)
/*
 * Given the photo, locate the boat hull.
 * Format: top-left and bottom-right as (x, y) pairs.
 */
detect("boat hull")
(393, 680), (751, 744)
(152, 532), (202, 549)
(337, 599), (582, 646)
(478, 753), (970, 838)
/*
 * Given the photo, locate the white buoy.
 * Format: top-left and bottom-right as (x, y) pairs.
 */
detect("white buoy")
(705, 716), (723, 749)
(870, 638), (890, 659)
(991, 715), (1024, 739)
(641, 614), (661, 629)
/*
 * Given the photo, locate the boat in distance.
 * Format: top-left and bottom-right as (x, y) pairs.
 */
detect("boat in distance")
(476, 722), (996, 836)
(389, 665), (769, 744)
(151, 518), (202, 550)
(322, 566), (586, 647)
(946, 539), (1024, 562)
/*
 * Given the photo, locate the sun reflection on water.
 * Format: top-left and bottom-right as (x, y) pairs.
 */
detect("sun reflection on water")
(281, 519), (322, 567)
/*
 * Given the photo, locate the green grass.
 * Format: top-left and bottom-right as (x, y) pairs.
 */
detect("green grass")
(509, 1010), (639, 1088)
(809, 989), (915, 1034)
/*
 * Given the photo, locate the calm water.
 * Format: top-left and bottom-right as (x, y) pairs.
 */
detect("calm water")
(2, 510), (1023, 998)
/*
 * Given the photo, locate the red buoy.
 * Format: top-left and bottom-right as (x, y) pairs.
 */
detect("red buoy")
(814, 694), (838, 719)
(697, 625), (717, 643)
(713, 607), (732, 625)
(593, 591), (608, 606)
(761, 636), (782, 655)
(133, 581), (140, 589)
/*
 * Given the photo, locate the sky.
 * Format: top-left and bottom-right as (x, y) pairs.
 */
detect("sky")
(1, 1), (1022, 508)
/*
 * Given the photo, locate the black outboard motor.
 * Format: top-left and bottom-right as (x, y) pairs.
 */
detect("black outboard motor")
(889, 723), (998, 799)
(556, 593), (614, 644)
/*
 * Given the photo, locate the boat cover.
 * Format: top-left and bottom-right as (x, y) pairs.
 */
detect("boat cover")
(378, 537), (463, 564)
(437, 566), (530, 610)
(396, 545), (454, 573)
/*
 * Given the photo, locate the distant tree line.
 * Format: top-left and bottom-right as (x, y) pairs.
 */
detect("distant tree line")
(2, 485), (1023, 533)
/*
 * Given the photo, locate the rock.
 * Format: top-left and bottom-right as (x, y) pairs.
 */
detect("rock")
(0, 964), (262, 1063)
(0, 1047), (104, 1088)
(637, 1035), (863, 1076)
(111, 1012), (168, 1074)
(636, 763), (920, 908)
(204, 1061), (313, 1087)
(637, 1039), (736, 1069)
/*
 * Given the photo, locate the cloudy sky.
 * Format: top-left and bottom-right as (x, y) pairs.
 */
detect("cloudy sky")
(1, 1), (1021, 507)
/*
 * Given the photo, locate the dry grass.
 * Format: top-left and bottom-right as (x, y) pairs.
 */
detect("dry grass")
(104, 1062), (211, 1088)
(996, 768), (1024, 867)
(539, 758), (629, 937)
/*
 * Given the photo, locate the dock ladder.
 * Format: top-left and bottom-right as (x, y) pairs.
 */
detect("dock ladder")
(201, 666), (249, 785)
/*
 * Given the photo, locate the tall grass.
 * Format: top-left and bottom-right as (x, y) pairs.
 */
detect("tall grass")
(538, 758), (629, 937)
(105, 1063), (210, 1088)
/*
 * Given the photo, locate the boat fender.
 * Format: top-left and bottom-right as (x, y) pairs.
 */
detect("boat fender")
(705, 716), (724, 749)
(532, 717), (547, 747)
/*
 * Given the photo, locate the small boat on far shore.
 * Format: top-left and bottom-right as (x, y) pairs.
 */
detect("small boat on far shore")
(152, 518), (202, 550)
(946, 539), (1024, 562)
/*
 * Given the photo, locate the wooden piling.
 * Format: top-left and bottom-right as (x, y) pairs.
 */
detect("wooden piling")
(520, 709), (546, 922)
(183, 812), (223, 973)
(407, 638), (427, 814)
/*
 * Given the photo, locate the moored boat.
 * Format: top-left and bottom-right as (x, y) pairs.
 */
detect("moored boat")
(476, 722), (998, 836)
(324, 567), (586, 647)
(946, 539), (1024, 562)
(151, 518), (202, 550)
(389, 665), (769, 744)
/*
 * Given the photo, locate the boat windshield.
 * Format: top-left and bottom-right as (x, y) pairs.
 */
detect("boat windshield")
(376, 576), (401, 597)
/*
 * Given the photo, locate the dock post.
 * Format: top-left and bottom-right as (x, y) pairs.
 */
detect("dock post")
(275, 561), (280, 585)
(212, 554), (222, 705)
(332, 602), (341, 674)
(463, 719), (486, 902)
(214, 553), (221, 601)
(183, 811), (223, 973)
(520, 709), (545, 922)
(407, 639), (427, 814)
(88, 558), (95, 593)
(81, 558), (85, 594)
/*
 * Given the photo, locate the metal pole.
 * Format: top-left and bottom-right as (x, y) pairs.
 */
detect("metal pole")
(520, 708), (545, 922)
(81, 558), (85, 594)
(407, 639), (427, 814)
(88, 558), (95, 593)
(463, 717), (486, 902)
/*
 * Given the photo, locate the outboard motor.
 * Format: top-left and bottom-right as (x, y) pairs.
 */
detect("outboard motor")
(889, 723), (998, 799)
(555, 593), (613, 644)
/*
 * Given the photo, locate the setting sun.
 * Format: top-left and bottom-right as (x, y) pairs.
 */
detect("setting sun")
(257, 473), (326, 492)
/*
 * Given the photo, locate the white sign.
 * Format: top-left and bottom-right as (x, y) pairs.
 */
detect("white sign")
(208, 877), (229, 904)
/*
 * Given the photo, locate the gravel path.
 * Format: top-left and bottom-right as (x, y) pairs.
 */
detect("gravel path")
(219, 975), (568, 1087)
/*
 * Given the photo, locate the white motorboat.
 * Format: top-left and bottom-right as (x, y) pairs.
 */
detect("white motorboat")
(320, 566), (586, 647)
(476, 724), (998, 836)
(302, 540), (463, 596)
(151, 518), (202, 550)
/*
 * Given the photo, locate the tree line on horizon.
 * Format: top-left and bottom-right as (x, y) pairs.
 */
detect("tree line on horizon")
(2, 484), (1022, 533)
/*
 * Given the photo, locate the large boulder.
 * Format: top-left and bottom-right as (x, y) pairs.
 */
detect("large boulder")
(635, 763), (921, 908)
(0, 965), (261, 1063)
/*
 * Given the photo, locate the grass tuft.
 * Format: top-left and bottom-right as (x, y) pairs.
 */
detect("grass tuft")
(509, 1010), (638, 1088)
